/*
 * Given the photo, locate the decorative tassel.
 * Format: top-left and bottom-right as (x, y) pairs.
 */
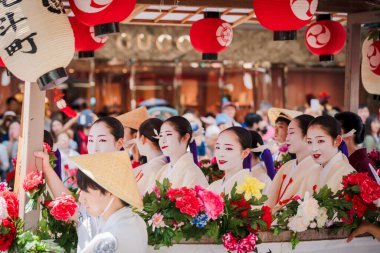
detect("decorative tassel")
(243, 153), (252, 171)
(338, 140), (348, 157)
(261, 148), (276, 180)
(189, 140), (199, 165)
(54, 89), (77, 118)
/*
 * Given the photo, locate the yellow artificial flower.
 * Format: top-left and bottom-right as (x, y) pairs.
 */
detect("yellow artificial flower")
(236, 175), (265, 200)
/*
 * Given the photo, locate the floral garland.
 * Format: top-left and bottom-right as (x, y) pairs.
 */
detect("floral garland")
(198, 157), (225, 184)
(139, 176), (272, 253)
(274, 145), (292, 172)
(274, 172), (380, 249)
(0, 167), (78, 253)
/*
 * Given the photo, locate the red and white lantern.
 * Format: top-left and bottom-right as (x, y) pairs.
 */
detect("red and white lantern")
(305, 14), (346, 62)
(0, 0), (74, 90)
(190, 12), (233, 61)
(362, 36), (380, 94)
(69, 0), (136, 36)
(69, 16), (108, 58)
(254, 0), (318, 40)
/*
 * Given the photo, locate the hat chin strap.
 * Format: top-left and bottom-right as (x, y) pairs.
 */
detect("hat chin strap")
(99, 196), (115, 218)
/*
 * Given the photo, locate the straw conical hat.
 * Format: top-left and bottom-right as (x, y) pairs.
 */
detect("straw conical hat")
(116, 107), (150, 130)
(70, 151), (143, 209)
(268, 108), (302, 125)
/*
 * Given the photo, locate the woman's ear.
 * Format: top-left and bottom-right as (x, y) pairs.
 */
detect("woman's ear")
(241, 148), (251, 159)
(116, 138), (124, 150)
(140, 135), (146, 144)
(182, 133), (191, 144)
(334, 135), (342, 148)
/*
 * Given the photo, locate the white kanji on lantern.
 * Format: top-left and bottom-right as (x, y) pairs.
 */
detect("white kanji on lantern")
(290, 0), (318, 21)
(74, 0), (113, 13)
(306, 24), (331, 49)
(216, 23), (233, 47)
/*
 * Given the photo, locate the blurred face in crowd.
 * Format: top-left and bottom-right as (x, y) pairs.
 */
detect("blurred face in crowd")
(51, 120), (63, 135)
(56, 132), (70, 151)
(87, 122), (123, 154)
(306, 125), (340, 166)
(223, 105), (236, 120)
(358, 107), (370, 123)
(215, 131), (248, 172)
(371, 118), (380, 135)
(274, 121), (288, 144)
(159, 122), (189, 158)
(286, 120), (307, 155)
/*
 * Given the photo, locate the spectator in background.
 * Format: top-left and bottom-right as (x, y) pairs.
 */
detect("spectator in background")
(221, 102), (241, 126)
(0, 133), (9, 181)
(204, 125), (220, 158)
(244, 112), (263, 131)
(364, 115), (380, 152)
(358, 104), (370, 123)
(6, 121), (20, 170)
(200, 113), (216, 129)
(215, 113), (233, 131)
(1, 97), (21, 118)
(0, 111), (17, 142)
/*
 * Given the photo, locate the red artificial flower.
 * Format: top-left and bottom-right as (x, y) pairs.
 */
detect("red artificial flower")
(231, 196), (251, 210)
(153, 185), (161, 199)
(342, 210), (354, 224)
(48, 193), (78, 222)
(260, 205), (272, 230)
(22, 170), (43, 192)
(222, 232), (257, 253)
(174, 195), (201, 217)
(6, 171), (15, 185)
(210, 157), (217, 164)
(0, 191), (19, 219)
(342, 173), (370, 189)
(131, 160), (142, 169)
(166, 187), (196, 201)
(351, 195), (367, 218)
(43, 142), (52, 153)
(0, 183), (8, 192)
(11, 157), (17, 169)
(0, 218), (16, 251)
(360, 179), (380, 204)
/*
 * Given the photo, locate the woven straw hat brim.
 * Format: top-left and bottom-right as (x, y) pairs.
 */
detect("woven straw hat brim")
(116, 107), (150, 130)
(268, 108), (303, 126)
(70, 151), (143, 209)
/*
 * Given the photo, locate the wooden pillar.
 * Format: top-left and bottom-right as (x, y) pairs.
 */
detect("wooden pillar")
(14, 82), (45, 229)
(344, 16), (361, 112)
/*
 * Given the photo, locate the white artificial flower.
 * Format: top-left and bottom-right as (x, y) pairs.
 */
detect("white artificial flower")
(316, 207), (328, 228)
(288, 215), (309, 233)
(0, 196), (8, 221)
(297, 191), (319, 222)
(309, 222), (317, 229)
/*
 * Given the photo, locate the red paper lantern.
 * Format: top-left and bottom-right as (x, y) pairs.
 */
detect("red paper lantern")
(190, 12), (233, 61)
(69, 16), (108, 58)
(69, 0), (136, 36)
(305, 14), (346, 62)
(254, 0), (318, 40)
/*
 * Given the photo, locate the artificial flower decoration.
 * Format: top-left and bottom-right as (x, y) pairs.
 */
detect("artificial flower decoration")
(236, 176), (265, 200)
(198, 158), (225, 184)
(23, 170), (45, 212)
(47, 193), (78, 222)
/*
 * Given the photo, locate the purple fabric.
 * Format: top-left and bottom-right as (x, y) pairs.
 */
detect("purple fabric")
(262, 148), (276, 180)
(339, 140), (349, 158)
(54, 149), (62, 180)
(189, 140), (199, 165)
(243, 153), (252, 171)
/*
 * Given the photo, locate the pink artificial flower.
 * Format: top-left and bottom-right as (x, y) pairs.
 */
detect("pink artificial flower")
(0, 183), (9, 192)
(222, 232), (257, 253)
(23, 170), (43, 192)
(48, 193), (78, 222)
(148, 213), (167, 231)
(279, 145), (288, 153)
(153, 185), (161, 199)
(195, 185), (224, 220)
(210, 157), (217, 164)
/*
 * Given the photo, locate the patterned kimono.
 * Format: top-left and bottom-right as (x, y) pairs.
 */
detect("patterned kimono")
(135, 155), (168, 195)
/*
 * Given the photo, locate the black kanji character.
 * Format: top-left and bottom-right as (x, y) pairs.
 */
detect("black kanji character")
(5, 32), (37, 56)
(0, 12), (27, 36)
(1, 0), (22, 7)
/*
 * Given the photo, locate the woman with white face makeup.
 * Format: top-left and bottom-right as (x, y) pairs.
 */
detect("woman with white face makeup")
(155, 116), (208, 188)
(135, 118), (168, 195)
(266, 114), (321, 212)
(306, 115), (355, 193)
(35, 117), (126, 252)
(208, 127), (268, 195)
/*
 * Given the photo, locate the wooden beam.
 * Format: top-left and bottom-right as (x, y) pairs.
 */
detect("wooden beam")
(154, 6), (176, 23)
(232, 11), (256, 28)
(123, 4), (148, 23)
(181, 7), (204, 24)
